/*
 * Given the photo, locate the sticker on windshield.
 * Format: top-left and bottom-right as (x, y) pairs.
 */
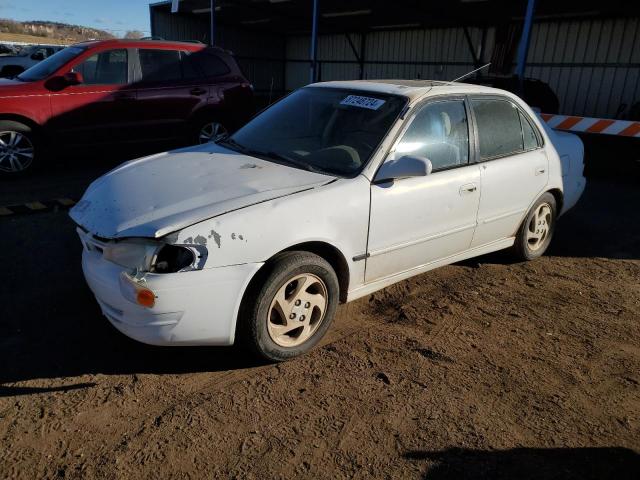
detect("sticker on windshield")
(340, 95), (386, 110)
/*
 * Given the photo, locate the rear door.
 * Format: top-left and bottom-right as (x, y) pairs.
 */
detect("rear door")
(133, 47), (208, 142)
(49, 47), (135, 146)
(469, 96), (548, 247)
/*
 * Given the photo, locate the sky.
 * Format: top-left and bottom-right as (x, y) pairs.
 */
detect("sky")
(0, 0), (154, 36)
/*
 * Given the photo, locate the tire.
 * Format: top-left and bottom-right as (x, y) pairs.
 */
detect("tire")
(0, 120), (38, 175)
(238, 251), (340, 362)
(193, 118), (228, 145)
(513, 192), (557, 261)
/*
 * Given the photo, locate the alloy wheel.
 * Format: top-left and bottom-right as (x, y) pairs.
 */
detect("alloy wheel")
(267, 273), (328, 347)
(0, 131), (34, 173)
(526, 203), (552, 251)
(199, 122), (227, 144)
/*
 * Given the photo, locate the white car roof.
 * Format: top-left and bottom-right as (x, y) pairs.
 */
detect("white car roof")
(311, 79), (511, 103)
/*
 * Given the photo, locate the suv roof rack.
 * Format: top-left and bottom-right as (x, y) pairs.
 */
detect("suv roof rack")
(140, 36), (165, 41)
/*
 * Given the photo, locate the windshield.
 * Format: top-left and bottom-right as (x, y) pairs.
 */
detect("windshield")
(225, 87), (407, 177)
(17, 46), (83, 82)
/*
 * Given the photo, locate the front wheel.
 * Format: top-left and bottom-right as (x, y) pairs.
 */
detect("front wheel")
(239, 251), (340, 362)
(513, 192), (557, 261)
(0, 121), (38, 175)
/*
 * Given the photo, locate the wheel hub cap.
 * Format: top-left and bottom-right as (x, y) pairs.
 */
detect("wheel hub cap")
(526, 203), (552, 251)
(267, 273), (328, 347)
(0, 130), (34, 173)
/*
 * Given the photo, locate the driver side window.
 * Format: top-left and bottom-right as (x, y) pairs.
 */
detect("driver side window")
(396, 100), (469, 172)
(72, 49), (128, 85)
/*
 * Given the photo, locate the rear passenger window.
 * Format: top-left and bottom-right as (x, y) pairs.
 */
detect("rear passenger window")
(472, 99), (524, 159)
(189, 51), (230, 78)
(520, 111), (541, 150)
(73, 49), (128, 85)
(139, 49), (182, 82)
(396, 100), (469, 171)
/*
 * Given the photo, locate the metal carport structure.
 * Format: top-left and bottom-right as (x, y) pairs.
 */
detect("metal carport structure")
(150, 0), (640, 118)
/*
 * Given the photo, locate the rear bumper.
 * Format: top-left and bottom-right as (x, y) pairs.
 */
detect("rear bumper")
(81, 249), (262, 346)
(561, 174), (586, 214)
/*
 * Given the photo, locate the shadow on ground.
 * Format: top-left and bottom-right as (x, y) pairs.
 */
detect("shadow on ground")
(404, 446), (640, 480)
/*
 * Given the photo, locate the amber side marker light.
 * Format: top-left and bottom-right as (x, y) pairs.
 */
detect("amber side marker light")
(136, 288), (156, 308)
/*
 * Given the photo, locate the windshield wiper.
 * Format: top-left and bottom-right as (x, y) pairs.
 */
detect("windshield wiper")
(263, 151), (326, 174)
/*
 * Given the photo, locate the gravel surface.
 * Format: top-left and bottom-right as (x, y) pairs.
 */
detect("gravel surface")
(1, 178), (639, 479)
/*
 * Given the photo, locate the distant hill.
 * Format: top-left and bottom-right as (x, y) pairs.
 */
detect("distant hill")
(0, 19), (115, 44)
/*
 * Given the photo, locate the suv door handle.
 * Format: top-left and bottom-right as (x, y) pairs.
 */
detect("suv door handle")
(190, 87), (207, 96)
(459, 183), (477, 195)
(535, 166), (546, 176)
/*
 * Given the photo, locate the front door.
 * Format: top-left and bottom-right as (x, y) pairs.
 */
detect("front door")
(469, 97), (549, 247)
(49, 48), (135, 147)
(366, 98), (481, 283)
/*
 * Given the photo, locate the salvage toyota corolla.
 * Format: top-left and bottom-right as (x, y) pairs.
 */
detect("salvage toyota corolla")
(70, 80), (586, 361)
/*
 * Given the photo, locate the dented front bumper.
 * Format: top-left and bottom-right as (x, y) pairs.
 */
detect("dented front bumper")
(80, 244), (263, 346)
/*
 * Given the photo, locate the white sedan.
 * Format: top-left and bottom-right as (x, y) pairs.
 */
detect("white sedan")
(70, 80), (586, 361)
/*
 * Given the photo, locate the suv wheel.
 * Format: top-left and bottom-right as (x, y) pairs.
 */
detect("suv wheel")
(197, 121), (227, 144)
(0, 121), (37, 175)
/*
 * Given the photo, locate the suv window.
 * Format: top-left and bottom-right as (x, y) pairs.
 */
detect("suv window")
(188, 50), (230, 78)
(472, 98), (536, 160)
(396, 100), (469, 171)
(139, 49), (182, 82)
(73, 49), (128, 85)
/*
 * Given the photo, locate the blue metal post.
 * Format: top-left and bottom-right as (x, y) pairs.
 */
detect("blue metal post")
(310, 0), (319, 84)
(210, 0), (216, 46)
(515, 0), (536, 82)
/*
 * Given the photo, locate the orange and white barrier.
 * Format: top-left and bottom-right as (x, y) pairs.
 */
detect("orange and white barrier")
(541, 113), (640, 137)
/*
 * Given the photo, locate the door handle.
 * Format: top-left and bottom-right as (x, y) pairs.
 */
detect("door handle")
(459, 183), (477, 195)
(190, 87), (207, 96)
(535, 166), (546, 176)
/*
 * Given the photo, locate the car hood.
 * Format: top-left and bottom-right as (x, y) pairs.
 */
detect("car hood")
(70, 144), (335, 239)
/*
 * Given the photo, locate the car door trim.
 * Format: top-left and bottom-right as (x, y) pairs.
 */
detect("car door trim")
(479, 207), (527, 225)
(368, 222), (477, 258)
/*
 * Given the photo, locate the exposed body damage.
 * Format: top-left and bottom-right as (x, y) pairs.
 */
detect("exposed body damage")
(71, 80), (585, 354)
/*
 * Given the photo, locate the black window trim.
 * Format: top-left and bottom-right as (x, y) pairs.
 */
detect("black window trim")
(382, 94), (476, 176)
(468, 94), (545, 163)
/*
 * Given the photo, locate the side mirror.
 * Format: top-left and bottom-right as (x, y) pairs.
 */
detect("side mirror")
(374, 155), (433, 184)
(63, 71), (83, 86)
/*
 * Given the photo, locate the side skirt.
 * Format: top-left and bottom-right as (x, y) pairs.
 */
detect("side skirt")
(346, 237), (515, 302)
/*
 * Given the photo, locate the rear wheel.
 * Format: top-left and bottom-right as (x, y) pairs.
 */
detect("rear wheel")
(239, 251), (339, 362)
(0, 121), (37, 175)
(196, 120), (227, 144)
(513, 192), (557, 260)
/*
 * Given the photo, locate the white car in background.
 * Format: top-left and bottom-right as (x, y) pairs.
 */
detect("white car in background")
(0, 44), (64, 77)
(70, 80), (586, 361)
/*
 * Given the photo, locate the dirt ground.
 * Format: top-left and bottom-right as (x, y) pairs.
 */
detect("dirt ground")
(1, 177), (639, 479)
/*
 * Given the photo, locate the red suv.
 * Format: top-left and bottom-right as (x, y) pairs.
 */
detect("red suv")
(0, 39), (254, 174)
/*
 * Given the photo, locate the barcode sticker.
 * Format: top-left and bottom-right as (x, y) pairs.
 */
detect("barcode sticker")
(340, 95), (386, 110)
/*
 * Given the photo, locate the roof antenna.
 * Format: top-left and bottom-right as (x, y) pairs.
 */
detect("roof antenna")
(445, 63), (491, 85)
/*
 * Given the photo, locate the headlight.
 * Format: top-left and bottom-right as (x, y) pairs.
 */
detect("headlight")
(103, 239), (160, 270)
(152, 244), (196, 273)
(102, 240), (205, 273)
